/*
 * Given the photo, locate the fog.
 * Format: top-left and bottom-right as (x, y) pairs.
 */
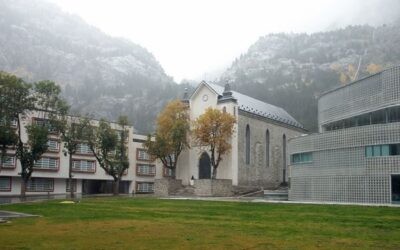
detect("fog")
(49, 0), (400, 82)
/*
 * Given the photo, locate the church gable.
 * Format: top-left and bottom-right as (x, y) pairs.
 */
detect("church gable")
(189, 81), (220, 119)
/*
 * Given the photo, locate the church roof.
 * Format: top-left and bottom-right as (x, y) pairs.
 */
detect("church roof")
(204, 82), (305, 130)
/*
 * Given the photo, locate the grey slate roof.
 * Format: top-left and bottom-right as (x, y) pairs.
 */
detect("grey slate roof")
(207, 82), (304, 129)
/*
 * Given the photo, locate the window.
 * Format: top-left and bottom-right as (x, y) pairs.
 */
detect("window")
(0, 117), (17, 127)
(291, 152), (313, 164)
(136, 182), (154, 193)
(266, 130), (270, 167)
(381, 145), (390, 156)
(245, 125), (250, 165)
(373, 145), (381, 156)
(136, 164), (156, 176)
(66, 179), (77, 192)
(0, 177), (11, 191)
(323, 105), (400, 132)
(34, 157), (58, 170)
(371, 110), (386, 124)
(282, 134), (287, 183)
(1, 155), (16, 168)
(366, 144), (400, 157)
(389, 106), (400, 123)
(75, 143), (92, 155)
(137, 149), (151, 161)
(47, 140), (60, 152)
(33, 118), (58, 133)
(163, 167), (173, 177)
(72, 160), (96, 172)
(26, 178), (54, 192)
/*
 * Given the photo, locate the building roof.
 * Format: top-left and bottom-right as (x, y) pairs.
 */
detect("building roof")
(199, 82), (304, 130)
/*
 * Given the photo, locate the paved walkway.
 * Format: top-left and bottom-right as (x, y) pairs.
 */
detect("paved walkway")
(163, 196), (400, 207)
(0, 210), (38, 219)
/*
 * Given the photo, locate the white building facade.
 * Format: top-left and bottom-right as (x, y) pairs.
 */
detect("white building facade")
(175, 82), (305, 189)
(0, 112), (162, 196)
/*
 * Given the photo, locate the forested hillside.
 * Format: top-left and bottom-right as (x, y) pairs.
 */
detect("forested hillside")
(220, 23), (400, 131)
(0, 0), (187, 132)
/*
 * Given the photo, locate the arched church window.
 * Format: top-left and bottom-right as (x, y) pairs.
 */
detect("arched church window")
(245, 124), (250, 165)
(282, 134), (287, 183)
(266, 129), (270, 167)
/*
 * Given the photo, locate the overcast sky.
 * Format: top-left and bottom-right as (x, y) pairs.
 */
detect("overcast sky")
(48, 0), (399, 82)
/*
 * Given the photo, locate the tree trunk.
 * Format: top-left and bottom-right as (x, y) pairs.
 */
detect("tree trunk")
(21, 178), (26, 198)
(69, 154), (74, 199)
(113, 179), (120, 196)
(212, 166), (217, 179)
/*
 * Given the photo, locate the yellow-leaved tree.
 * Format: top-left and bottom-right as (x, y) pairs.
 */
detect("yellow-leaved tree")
(192, 108), (236, 179)
(144, 100), (190, 178)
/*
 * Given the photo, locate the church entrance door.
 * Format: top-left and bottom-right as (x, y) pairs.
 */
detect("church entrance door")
(199, 152), (211, 179)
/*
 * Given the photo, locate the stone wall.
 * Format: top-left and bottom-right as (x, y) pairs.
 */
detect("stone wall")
(193, 179), (233, 196)
(154, 179), (182, 197)
(237, 111), (305, 189)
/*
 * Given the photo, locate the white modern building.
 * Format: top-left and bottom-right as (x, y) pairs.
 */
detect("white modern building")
(0, 112), (162, 196)
(288, 65), (400, 204)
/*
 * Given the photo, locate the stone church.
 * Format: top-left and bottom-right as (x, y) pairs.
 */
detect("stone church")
(175, 81), (306, 189)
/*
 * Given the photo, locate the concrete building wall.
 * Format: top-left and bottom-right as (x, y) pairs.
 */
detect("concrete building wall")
(318, 66), (400, 130)
(288, 122), (400, 204)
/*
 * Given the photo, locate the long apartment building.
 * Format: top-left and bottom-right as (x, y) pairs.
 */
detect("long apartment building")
(0, 111), (163, 196)
(288, 66), (400, 204)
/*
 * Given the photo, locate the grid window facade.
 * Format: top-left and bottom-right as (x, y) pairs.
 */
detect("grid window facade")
(1, 155), (16, 168)
(47, 140), (60, 152)
(26, 178), (54, 192)
(72, 160), (96, 173)
(136, 164), (156, 176)
(33, 118), (58, 133)
(34, 157), (59, 170)
(137, 149), (150, 161)
(136, 182), (154, 193)
(289, 66), (400, 204)
(319, 66), (400, 130)
(0, 177), (11, 191)
(75, 143), (92, 155)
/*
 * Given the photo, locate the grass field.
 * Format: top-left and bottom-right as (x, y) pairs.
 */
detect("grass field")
(0, 198), (400, 249)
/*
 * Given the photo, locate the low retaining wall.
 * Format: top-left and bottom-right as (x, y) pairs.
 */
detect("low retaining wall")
(194, 179), (233, 197)
(154, 179), (182, 197)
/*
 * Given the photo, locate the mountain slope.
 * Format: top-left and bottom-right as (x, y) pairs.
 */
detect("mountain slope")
(0, 0), (185, 133)
(220, 24), (400, 131)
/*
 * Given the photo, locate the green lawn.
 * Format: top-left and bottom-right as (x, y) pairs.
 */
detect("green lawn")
(0, 198), (399, 249)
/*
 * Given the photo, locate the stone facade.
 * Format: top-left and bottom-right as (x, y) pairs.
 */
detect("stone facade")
(154, 179), (183, 197)
(237, 111), (304, 189)
(193, 179), (233, 196)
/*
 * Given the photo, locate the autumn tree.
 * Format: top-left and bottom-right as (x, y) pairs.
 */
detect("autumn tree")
(86, 116), (130, 195)
(144, 100), (190, 178)
(192, 108), (236, 179)
(0, 72), (68, 197)
(366, 63), (383, 74)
